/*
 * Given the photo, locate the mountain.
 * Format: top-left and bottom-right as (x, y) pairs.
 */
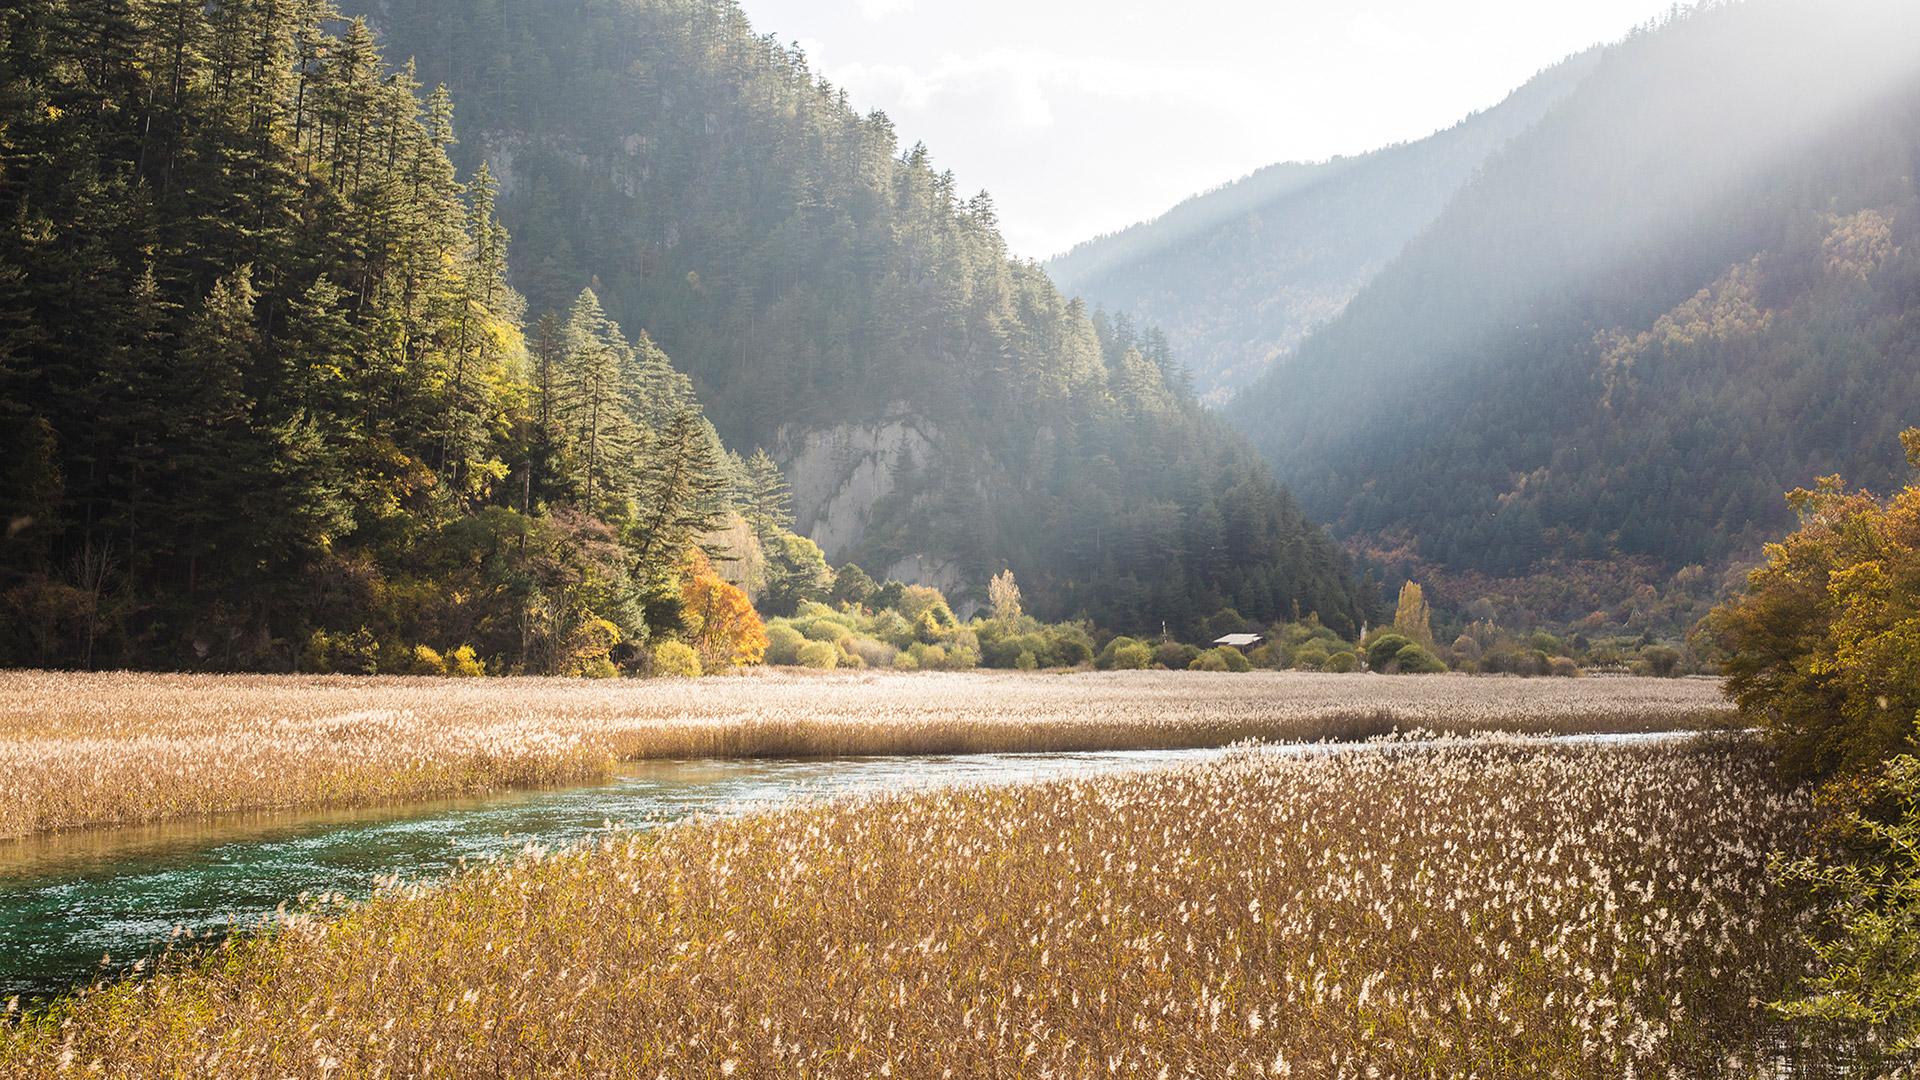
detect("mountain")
(0, 0), (746, 671)
(1227, 0), (1920, 629)
(335, 0), (1375, 635)
(1046, 50), (1600, 403)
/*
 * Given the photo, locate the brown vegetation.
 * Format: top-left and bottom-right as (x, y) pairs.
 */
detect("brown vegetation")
(0, 671), (1734, 839)
(0, 737), (1809, 1076)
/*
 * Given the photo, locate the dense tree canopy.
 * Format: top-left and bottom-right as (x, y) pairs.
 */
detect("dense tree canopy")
(0, 0), (751, 671)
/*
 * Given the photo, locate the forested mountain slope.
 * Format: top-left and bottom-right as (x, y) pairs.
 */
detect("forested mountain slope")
(1228, 0), (1920, 627)
(337, 0), (1372, 634)
(0, 0), (753, 670)
(1047, 51), (1599, 403)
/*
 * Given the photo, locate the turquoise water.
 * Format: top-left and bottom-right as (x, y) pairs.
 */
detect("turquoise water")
(0, 747), (1222, 998)
(0, 733), (1681, 999)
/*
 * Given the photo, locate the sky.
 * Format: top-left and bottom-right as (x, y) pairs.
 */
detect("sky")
(734, 0), (1682, 259)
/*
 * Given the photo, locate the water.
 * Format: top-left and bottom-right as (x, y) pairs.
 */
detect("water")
(0, 747), (1228, 998)
(0, 733), (1681, 999)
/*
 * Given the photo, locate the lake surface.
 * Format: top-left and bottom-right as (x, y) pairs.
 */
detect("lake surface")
(0, 733), (1680, 998)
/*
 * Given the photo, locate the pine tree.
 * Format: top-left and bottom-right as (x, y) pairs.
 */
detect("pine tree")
(741, 449), (793, 543)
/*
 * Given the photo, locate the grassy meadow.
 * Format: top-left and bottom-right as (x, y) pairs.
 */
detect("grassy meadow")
(0, 735), (1813, 1077)
(0, 670), (1731, 838)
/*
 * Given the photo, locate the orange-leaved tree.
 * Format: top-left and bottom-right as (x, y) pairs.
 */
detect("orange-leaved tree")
(1712, 429), (1920, 782)
(1711, 429), (1920, 1050)
(681, 551), (768, 670)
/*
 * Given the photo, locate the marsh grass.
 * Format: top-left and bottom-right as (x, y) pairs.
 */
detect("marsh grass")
(0, 736), (1809, 1077)
(0, 670), (1733, 838)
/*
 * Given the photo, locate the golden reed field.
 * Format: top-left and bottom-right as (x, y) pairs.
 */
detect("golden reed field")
(0, 670), (1731, 838)
(0, 736), (1812, 1078)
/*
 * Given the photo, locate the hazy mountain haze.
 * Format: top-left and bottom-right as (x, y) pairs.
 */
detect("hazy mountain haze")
(735, 0), (1682, 258)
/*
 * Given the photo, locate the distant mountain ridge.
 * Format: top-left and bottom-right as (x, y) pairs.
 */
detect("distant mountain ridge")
(1226, 0), (1920, 627)
(1047, 50), (1600, 402)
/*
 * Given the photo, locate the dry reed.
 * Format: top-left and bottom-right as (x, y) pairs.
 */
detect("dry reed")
(0, 670), (1733, 838)
(0, 735), (1809, 1077)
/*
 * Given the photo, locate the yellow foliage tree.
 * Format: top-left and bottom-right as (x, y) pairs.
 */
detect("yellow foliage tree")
(988, 569), (1024, 622)
(1713, 429), (1920, 781)
(1393, 582), (1434, 649)
(682, 551), (769, 670)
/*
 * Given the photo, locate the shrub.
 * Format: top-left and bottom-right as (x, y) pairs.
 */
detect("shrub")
(1189, 647), (1251, 673)
(802, 619), (852, 644)
(765, 623), (806, 666)
(1044, 624), (1095, 667)
(1548, 656), (1582, 678)
(845, 637), (898, 670)
(1190, 650), (1230, 672)
(1365, 633), (1414, 673)
(1109, 642), (1153, 671)
(409, 645), (446, 675)
(444, 645), (484, 678)
(869, 610), (915, 649)
(795, 641), (839, 670)
(1015, 650), (1038, 671)
(1292, 639), (1333, 671)
(1393, 643), (1449, 675)
(652, 642), (702, 678)
(1323, 651), (1359, 674)
(1639, 645), (1683, 678)
(891, 651), (919, 672)
(1154, 641), (1201, 671)
(899, 586), (958, 631)
(1483, 645), (1549, 677)
(1096, 637), (1143, 670)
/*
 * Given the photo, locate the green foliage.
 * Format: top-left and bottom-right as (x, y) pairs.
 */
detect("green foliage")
(764, 623), (806, 666)
(651, 641), (702, 678)
(761, 533), (834, 617)
(0, 0), (747, 674)
(829, 563), (879, 609)
(1365, 634), (1415, 673)
(336, 0), (1376, 642)
(795, 641), (839, 671)
(1392, 643), (1449, 675)
(1096, 637), (1144, 671)
(1154, 641), (1201, 671)
(1636, 645), (1684, 679)
(1189, 646), (1252, 673)
(1323, 651), (1360, 674)
(1773, 751), (1920, 1053)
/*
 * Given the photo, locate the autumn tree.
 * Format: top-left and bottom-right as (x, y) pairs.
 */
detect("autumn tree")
(681, 551), (768, 670)
(1712, 429), (1920, 1049)
(1393, 582), (1435, 649)
(989, 568), (1024, 622)
(1713, 431), (1920, 781)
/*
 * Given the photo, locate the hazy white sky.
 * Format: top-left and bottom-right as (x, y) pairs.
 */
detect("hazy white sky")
(734, 0), (1679, 259)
